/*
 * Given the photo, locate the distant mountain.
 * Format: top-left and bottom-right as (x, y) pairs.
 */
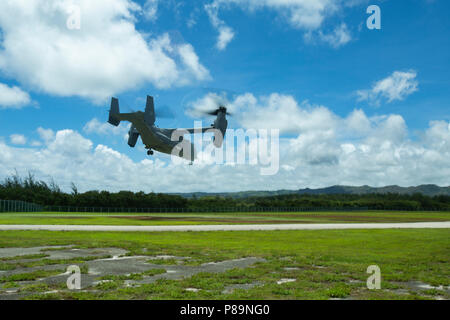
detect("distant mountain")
(173, 185), (450, 199)
(295, 185), (450, 196)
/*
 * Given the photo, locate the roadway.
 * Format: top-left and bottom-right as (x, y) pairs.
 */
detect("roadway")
(0, 222), (449, 232)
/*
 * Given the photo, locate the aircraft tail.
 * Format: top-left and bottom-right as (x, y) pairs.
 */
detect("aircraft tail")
(108, 97), (121, 126)
(144, 95), (156, 125)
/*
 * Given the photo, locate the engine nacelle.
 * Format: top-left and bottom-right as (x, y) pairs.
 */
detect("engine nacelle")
(212, 113), (228, 148)
(128, 126), (140, 148)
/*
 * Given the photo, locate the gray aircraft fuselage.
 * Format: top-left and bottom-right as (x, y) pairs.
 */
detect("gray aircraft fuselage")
(108, 96), (227, 162)
(116, 111), (187, 155)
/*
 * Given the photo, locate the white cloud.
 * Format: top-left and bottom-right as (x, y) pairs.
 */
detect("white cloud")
(83, 118), (129, 136)
(186, 92), (450, 187)
(189, 92), (338, 135)
(357, 71), (419, 105)
(217, 26), (235, 51)
(177, 44), (211, 81)
(319, 23), (351, 48)
(187, 92), (233, 117)
(37, 127), (55, 144)
(0, 0), (209, 103)
(424, 120), (450, 153)
(30, 140), (42, 147)
(10, 134), (26, 145)
(0, 82), (31, 109)
(47, 129), (93, 159)
(205, 1), (235, 51)
(344, 109), (372, 136)
(205, 0), (351, 49)
(143, 0), (158, 21)
(0, 115), (448, 193)
(1, 93), (447, 193)
(211, 0), (338, 29)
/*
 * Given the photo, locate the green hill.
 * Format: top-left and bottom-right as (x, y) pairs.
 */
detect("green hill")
(174, 185), (450, 199)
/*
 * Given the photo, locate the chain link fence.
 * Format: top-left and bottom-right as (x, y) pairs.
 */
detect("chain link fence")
(1, 201), (448, 214)
(41, 206), (449, 213)
(0, 199), (43, 212)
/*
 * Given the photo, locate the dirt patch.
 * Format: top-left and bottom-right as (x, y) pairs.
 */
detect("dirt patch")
(0, 246), (72, 259)
(115, 216), (315, 224)
(43, 216), (92, 219)
(116, 216), (188, 221)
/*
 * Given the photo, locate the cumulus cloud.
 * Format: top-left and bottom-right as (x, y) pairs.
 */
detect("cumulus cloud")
(186, 91), (233, 117)
(189, 92), (338, 135)
(1, 93), (448, 192)
(0, 83), (31, 109)
(30, 140), (42, 147)
(318, 23), (351, 48)
(186, 92), (449, 186)
(205, 0), (351, 49)
(83, 118), (129, 137)
(9, 134), (26, 145)
(0, 0), (209, 103)
(423, 120), (450, 153)
(357, 71), (419, 105)
(37, 127), (55, 144)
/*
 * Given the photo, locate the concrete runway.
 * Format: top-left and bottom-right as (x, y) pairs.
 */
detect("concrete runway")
(0, 222), (449, 232)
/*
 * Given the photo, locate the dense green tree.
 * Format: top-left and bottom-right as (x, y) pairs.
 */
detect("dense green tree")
(0, 174), (449, 211)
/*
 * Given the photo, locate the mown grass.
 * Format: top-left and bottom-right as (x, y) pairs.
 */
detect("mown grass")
(0, 269), (64, 283)
(99, 268), (166, 281)
(0, 210), (448, 226)
(0, 253), (49, 261)
(147, 258), (179, 265)
(0, 228), (448, 300)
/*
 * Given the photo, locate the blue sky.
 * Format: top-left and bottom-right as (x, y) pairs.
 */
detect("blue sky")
(0, 0), (449, 192)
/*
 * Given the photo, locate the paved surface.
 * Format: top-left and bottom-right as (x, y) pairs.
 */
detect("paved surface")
(0, 245), (266, 299)
(0, 222), (449, 232)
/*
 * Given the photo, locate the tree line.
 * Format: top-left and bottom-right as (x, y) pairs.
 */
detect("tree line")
(1, 173), (449, 211)
(0, 173), (187, 209)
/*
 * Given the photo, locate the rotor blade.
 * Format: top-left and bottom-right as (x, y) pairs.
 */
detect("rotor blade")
(204, 107), (232, 117)
(182, 87), (237, 118)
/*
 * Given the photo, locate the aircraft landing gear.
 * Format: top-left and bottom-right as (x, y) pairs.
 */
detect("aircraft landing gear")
(145, 146), (154, 156)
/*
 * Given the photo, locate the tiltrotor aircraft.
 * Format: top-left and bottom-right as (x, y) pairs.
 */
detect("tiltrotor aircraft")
(107, 95), (229, 162)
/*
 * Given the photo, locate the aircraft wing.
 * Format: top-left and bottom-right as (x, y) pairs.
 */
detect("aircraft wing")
(165, 127), (215, 135)
(184, 127), (215, 134)
(113, 112), (143, 122)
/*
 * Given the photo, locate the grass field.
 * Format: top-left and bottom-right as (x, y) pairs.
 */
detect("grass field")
(0, 211), (448, 300)
(0, 210), (449, 226)
(0, 228), (448, 300)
